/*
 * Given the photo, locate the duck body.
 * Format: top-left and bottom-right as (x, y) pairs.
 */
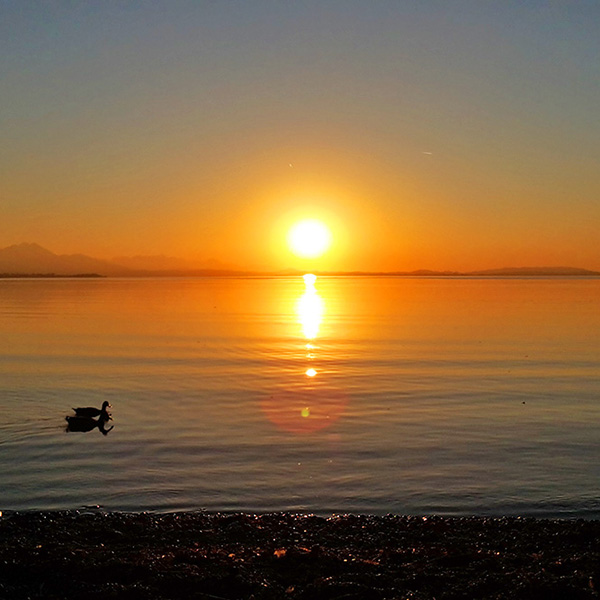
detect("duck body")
(72, 401), (111, 420)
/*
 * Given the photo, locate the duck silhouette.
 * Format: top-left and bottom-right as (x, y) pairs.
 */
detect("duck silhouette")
(65, 415), (114, 436)
(72, 401), (111, 420)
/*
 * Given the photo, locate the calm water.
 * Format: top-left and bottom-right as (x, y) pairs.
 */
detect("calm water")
(1, 276), (599, 517)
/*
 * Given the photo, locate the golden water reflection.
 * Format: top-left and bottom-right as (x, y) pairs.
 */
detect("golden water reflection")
(261, 274), (348, 435)
(296, 274), (324, 340)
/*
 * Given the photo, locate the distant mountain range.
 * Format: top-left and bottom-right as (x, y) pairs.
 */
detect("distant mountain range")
(0, 243), (244, 277)
(0, 243), (129, 276)
(1, 243), (599, 277)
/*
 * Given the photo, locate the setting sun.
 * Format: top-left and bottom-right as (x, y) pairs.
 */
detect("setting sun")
(287, 219), (332, 259)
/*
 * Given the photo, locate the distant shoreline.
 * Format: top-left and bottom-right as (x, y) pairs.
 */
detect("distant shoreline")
(2, 244), (600, 278)
(1, 270), (600, 279)
(0, 273), (105, 278)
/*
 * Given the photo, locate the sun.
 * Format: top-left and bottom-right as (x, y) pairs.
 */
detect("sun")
(287, 219), (332, 259)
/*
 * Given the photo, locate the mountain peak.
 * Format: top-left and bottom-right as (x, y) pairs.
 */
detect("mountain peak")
(7, 242), (55, 255)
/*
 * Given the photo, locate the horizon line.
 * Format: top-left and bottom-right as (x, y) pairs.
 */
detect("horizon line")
(2, 267), (600, 279)
(1, 243), (600, 278)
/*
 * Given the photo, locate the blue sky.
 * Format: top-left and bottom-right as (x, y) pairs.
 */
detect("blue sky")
(2, 1), (599, 270)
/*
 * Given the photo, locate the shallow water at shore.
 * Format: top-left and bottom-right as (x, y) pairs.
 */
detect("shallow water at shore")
(1, 276), (599, 516)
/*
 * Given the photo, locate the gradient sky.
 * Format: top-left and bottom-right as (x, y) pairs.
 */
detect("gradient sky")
(2, 1), (599, 271)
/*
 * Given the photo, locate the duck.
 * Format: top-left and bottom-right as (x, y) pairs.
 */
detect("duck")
(72, 400), (111, 420)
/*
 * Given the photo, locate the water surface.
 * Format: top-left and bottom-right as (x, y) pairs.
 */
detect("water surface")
(1, 276), (599, 517)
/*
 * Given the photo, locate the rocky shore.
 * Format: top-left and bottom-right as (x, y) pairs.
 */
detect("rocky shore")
(1, 511), (599, 599)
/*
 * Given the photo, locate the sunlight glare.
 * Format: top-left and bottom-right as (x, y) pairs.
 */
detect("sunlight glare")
(288, 220), (332, 259)
(296, 281), (324, 339)
(303, 273), (317, 287)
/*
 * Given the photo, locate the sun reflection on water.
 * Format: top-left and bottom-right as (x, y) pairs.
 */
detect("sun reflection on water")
(296, 274), (324, 340)
(261, 274), (348, 435)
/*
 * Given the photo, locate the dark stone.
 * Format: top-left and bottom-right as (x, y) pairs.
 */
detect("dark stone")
(0, 512), (599, 599)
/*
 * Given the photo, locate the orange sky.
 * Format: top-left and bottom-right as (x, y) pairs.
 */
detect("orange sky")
(2, 3), (599, 272)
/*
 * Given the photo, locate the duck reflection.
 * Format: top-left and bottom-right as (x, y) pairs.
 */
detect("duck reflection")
(66, 415), (113, 435)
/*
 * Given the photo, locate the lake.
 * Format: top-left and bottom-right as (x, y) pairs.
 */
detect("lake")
(1, 276), (599, 517)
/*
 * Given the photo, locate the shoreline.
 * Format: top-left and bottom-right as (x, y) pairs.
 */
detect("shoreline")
(1, 511), (598, 599)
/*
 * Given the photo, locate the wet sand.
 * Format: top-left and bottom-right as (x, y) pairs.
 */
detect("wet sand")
(1, 511), (599, 599)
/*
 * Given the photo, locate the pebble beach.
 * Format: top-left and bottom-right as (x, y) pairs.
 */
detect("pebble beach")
(1, 511), (599, 599)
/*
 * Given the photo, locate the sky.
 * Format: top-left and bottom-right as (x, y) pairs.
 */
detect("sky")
(2, 1), (599, 272)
